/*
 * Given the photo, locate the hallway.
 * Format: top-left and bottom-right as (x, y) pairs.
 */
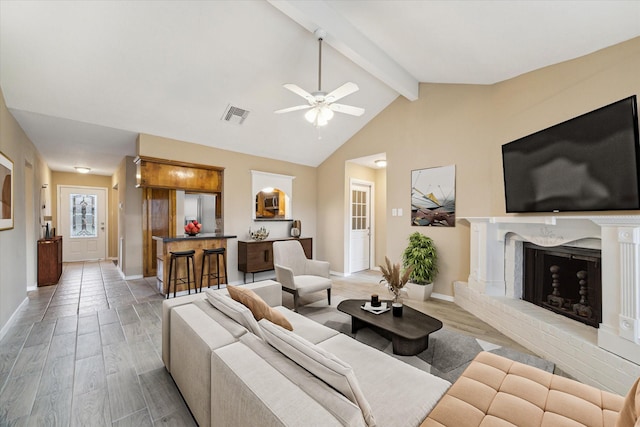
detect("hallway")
(0, 260), (195, 426)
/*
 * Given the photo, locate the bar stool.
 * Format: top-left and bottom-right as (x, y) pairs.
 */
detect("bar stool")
(166, 250), (197, 299)
(200, 247), (228, 291)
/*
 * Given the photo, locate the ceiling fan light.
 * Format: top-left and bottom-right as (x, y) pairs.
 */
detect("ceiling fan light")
(320, 106), (334, 121)
(316, 114), (328, 127)
(305, 108), (317, 123)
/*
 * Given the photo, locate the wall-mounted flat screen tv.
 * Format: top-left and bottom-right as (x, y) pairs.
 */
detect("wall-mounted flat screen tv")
(502, 95), (640, 213)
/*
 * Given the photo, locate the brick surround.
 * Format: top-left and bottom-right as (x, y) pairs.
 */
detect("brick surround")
(455, 216), (640, 395)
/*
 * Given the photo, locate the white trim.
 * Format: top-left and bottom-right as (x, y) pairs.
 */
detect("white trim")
(0, 297), (29, 342)
(431, 292), (454, 302)
(58, 184), (109, 262)
(347, 178), (375, 274)
(124, 274), (144, 280)
(251, 170), (295, 220)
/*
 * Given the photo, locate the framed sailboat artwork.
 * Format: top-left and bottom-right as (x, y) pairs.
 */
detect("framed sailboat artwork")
(411, 165), (456, 227)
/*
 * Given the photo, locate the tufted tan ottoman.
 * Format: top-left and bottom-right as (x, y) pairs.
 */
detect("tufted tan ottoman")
(422, 351), (626, 427)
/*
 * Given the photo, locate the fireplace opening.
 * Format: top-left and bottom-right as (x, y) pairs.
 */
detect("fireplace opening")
(523, 243), (602, 328)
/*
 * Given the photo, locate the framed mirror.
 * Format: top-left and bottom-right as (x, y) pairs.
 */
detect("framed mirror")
(251, 170), (294, 221)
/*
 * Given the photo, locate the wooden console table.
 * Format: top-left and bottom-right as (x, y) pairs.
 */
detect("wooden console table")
(37, 236), (63, 286)
(238, 237), (312, 283)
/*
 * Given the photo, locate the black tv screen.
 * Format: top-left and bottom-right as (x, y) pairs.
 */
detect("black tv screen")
(502, 96), (640, 213)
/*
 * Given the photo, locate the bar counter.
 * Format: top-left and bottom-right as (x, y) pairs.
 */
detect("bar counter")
(153, 233), (237, 295)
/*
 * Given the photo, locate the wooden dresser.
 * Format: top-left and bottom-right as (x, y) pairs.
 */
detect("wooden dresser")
(238, 237), (312, 283)
(37, 236), (63, 286)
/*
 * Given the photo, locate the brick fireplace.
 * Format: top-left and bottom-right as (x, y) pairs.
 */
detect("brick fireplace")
(454, 216), (640, 395)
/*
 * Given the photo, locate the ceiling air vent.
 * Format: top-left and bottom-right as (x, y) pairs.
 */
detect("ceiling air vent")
(221, 104), (250, 125)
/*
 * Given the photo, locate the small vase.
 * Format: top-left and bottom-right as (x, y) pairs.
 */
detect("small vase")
(392, 292), (403, 317)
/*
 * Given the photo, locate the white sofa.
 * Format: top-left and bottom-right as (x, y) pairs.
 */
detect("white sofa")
(162, 280), (451, 427)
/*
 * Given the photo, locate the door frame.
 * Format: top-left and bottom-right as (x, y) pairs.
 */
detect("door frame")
(346, 178), (375, 275)
(57, 185), (109, 261)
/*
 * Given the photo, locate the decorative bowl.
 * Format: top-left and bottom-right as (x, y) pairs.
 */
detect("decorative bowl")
(186, 232), (199, 237)
(249, 226), (269, 241)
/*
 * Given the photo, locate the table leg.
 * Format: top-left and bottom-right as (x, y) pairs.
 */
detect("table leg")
(392, 335), (430, 356)
(351, 317), (366, 334)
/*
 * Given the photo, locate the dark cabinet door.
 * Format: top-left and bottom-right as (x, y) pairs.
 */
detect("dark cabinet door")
(38, 236), (62, 286)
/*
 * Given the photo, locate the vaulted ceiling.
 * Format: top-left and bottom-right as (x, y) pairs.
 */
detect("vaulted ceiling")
(1, 1), (639, 175)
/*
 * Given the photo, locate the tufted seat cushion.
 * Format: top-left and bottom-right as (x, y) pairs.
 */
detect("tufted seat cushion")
(422, 351), (625, 427)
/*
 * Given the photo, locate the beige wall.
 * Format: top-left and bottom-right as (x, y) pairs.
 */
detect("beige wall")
(0, 88), (51, 333)
(319, 37), (640, 297)
(137, 133), (317, 283)
(51, 172), (116, 258)
(111, 156), (143, 278)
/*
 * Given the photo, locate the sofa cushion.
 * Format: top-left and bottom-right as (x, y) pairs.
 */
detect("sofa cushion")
(617, 377), (640, 427)
(240, 333), (366, 426)
(422, 351), (625, 427)
(227, 284), (293, 331)
(319, 333), (451, 427)
(259, 319), (376, 427)
(212, 340), (349, 426)
(274, 306), (340, 344)
(206, 290), (264, 338)
(192, 299), (248, 338)
(170, 304), (238, 427)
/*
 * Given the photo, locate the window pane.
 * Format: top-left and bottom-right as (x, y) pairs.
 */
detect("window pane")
(70, 194), (97, 238)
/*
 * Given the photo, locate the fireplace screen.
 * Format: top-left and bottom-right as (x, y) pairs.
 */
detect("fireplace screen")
(523, 243), (601, 328)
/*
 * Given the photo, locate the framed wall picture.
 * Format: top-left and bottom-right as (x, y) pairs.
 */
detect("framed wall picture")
(411, 165), (456, 227)
(0, 151), (14, 231)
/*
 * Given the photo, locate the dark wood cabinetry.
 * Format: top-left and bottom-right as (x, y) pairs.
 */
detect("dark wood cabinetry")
(238, 237), (312, 282)
(38, 236), (62, 286)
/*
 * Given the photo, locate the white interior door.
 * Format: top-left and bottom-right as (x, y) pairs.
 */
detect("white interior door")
(59, 186), (107, 262)
(349, 183), (371, 273)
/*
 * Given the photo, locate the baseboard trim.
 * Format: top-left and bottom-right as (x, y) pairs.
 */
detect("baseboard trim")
(0, 297), (29, 342)
(431, 292), (454, 302)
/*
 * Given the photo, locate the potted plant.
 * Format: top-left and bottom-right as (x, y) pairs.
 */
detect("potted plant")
(402, 232), (438, 300)
(379, 257), (413, 316)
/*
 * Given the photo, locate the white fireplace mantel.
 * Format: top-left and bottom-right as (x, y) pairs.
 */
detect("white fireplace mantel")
(459, 215), (640, 391)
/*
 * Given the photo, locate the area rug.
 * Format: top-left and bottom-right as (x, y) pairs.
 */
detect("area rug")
(297, 296), (554, 383)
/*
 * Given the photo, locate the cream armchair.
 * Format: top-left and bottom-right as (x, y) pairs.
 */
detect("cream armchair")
(272, 240), (331, 311)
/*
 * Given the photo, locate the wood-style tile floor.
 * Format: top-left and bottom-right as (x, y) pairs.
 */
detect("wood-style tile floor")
(0, 262), (534, 426)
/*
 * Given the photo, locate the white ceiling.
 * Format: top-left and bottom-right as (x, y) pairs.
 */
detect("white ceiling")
(1, 1), (639, 175)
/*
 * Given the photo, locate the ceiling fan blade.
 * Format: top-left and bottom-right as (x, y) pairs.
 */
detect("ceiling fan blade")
(283, 84), (316, 103)
(329, 103), (365, 117)
(274, 105), (313, 114)
(325, 82), (359, 103)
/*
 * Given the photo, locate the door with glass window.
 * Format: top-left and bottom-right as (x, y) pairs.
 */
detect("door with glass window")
(59, 186), (107, 262)
(349, 183), (371, 273)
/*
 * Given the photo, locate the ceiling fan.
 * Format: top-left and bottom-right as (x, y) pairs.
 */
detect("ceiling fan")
(275, 29), (365, 127)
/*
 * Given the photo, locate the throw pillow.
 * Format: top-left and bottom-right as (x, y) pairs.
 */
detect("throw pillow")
(227, 284), (293, 331)
(617, 377), (640, 427)
(206, 290), (263, 338)
(259, 319), (376, 427)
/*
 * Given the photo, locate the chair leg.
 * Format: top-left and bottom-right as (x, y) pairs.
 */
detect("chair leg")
(186, 257), (192, 295)
(327, 289), (331, 306)
(200, 252), (206, 292)
(222, 253), (228, 288)
(167, 256), (173, 299)
(293, 293), (299, 313)
(216, 254), (221, 289)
